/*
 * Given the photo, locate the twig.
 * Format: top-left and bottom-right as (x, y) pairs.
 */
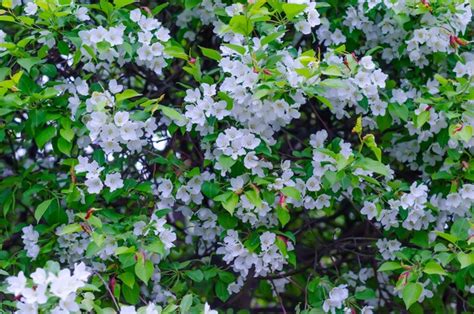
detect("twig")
(95, 272), (120, 311)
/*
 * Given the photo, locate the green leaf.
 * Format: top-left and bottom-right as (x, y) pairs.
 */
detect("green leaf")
(354, 158), (389, 177)
(315, 95), (334, 110)
(57, 223), (82, 235)
(134, 258), (153, 284)
(164, 45), (188, 60)
(435, 231), (458, 244)
(402, 282), (422, 309)
(157, 105), (185, 124)
(185, 269), (204, 282)
(281, 186), (301, 201)
(276, 205), (290, 227)
(362, 134), (382, 162)
(223, 43), (246, 55)
(222, 193), (239, 215)
(152, 3), (168, 15)
(217, 212), (238, 229)
(184, 0), (201, 9)
(354, 288), (376, 300)
(320, 78), (347, 89)
(229, 15), (253, 36)
(322, 65), (343, 77)
(275, 236), (288, 258)
(459, 125), (473, 143)
(451, 218), (470, 241)
(60, 128), (75, 142)
(115, 246), (136, 255)
(218, 155), (237, 169)
(201, 181), (220, 199)
(415, 111), (430, 128)
(146, 240), (165, 256)
(388, 103), (409, 122)
(200, 46), (222, 61)
(215, 280), (229, 302)
(378, 261), (402, 272)
(282, 3), (307, 20)
(180, 294), (193, 313)
(457, 252), (474, 269)
(113, 0), (135, 8)
(35, 126), (56, 148)
(35, 199), (53, 222)
(423, 261), (447, 276)
(17, 57), (44, 73)
(245, 189), (262, 208)
(118, 272), (135, 288)
(261, 31), (285, 46)
(116, 89), (141, 102)
(0, 15), (14, 22)
(58, 137), (72, 156)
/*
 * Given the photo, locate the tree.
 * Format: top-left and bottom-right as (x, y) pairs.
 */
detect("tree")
(0, 0), (473, 313)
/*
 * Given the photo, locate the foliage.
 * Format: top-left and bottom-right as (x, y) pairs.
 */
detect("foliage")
(0, 0), (473, 313)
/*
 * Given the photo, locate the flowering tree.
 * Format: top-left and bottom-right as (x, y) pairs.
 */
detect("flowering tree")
(0, 0), (473, 313)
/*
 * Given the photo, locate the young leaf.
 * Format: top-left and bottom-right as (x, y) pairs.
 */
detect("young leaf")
(135, 258), (153, 285)
(402, 282), (422, 309)
(35, 199), (53, 222)
(200, 46), (222, 61)
(282, 3), (307, 20)
(281, 186), (302, 201)
(423, 261), (447, 276)
(378, 261), (402, 272)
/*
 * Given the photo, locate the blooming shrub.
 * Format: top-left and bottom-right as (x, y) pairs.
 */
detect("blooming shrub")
(0, 0), (473, 313)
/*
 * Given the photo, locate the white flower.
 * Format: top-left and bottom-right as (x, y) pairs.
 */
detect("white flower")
(85, 176), (104, 194)
(6, 271), (27, 296)
(323, 285), (349, 313)
(31, 268), (48, 286)
(76, 7), (90, 21)
(306, 176), (321, 192)
(204, 303), (218, 314)
(361, 306), (374, 314)
(360, 56), (375, 70)
(130, 9), (142, 23)
(74, 78), (89, 96)
(120, 121), (139, 141)
(114, 111), (130, 127)
(371, 69), (388, 88)
(361, 201), (378, 220)
(106, 25), (125, 46)
(460, 184), (474, 200)
(24, 2), (38, 16)
(16, 302), (37, 314)
(260, 232), (276, 251)
(133, 221), (147, 236)
(120, 305), (137, 314)
(157, 179), (173, 198)
(109, 79), (124, 94)
(244, 152), (259, 169)
(59, 293), (80, 312)
(73, 262), (91, 282)
(104, 173), (124, 192)
(159, 229), (177, 249)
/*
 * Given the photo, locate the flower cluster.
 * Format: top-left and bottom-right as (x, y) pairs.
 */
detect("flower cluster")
(1, 0), (474, 313)
(21, 225), (40, 260)
(5, 262), (90, 313)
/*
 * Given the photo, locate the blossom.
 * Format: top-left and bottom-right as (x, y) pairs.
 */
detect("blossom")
(120, 305), (137, 314)
(104, 173), (124, 192)
(24, 2), (38, 15)
(204, 303), (218, 314)
(323, 285), (349, 313)
(361, 201), (378, 220)
(6, 271), (27, 296)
